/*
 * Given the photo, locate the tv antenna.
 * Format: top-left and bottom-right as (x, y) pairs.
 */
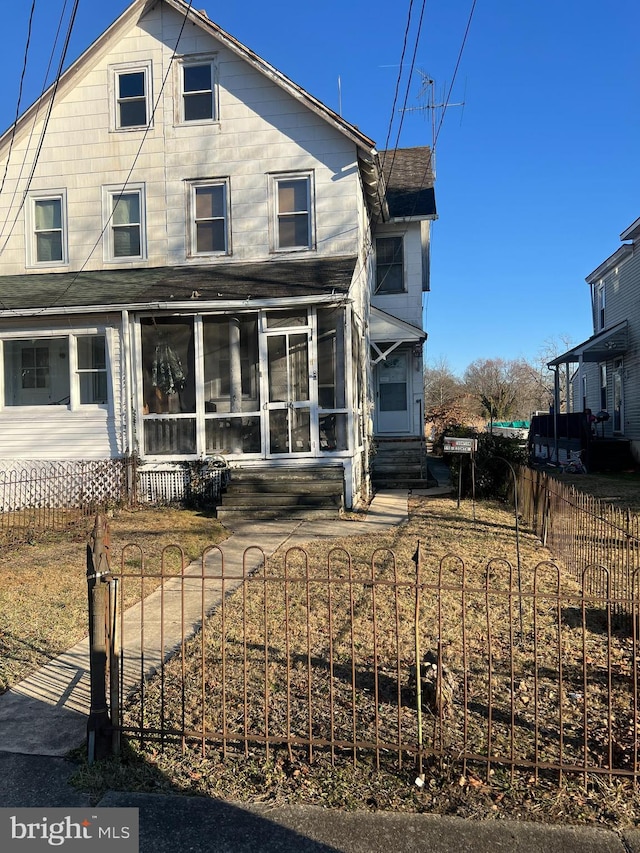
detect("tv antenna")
(401, 70), (465, 174)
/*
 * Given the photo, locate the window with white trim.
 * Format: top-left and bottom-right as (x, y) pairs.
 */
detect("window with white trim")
(2, 334), (108, 407)
(180, 58), (216, 122)
(26, 191), (67, 266)
(103, 185), (146, 261)
(76, 335), (108, 404)
(271, 173), (313, 251)
(375, 236), (405, 293)
(112, 62), (152, 130)
(189, 180), (229, 255)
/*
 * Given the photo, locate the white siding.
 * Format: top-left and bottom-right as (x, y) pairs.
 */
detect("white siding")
(0, 4), (362, 275)
(0, 319), (124, 460)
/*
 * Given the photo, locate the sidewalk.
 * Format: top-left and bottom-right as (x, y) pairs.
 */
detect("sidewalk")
(2, 471), (639, 851)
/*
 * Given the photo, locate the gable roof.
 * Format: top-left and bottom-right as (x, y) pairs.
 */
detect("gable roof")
(0, 0), (385, 217)
(380, 147), (437, 220)
(0, 0), (377, 157)
(0, 257), (357, 316)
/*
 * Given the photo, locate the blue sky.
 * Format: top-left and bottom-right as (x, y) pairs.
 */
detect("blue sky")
(1, 0), (639, 376)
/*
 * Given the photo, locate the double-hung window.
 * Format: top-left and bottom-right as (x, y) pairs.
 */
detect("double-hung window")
(103, 185), (146, 261)
(112, 62), (152, 130)
(181, 59), (216, 122)
(3, 334), (108, 407)
(76, 335), (108, 404)
(271, 173), (313, 251)
(26, 191), (67, 266)
(189, 180), (229, 255)
(375, 235), (405, 293)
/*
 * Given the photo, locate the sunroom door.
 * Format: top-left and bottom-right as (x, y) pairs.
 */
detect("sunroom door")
(266, 330), (312, 455)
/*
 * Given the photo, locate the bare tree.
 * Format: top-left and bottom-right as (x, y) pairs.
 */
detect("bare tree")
(463, 358), (529, 427)
(423, 357), (471, 438)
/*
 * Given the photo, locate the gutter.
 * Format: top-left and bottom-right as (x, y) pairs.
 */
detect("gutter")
(0, 293), (351, 320)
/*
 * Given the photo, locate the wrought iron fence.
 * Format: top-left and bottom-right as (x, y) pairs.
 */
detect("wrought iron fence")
(89, 529), (640, 787)
(518, 466), (640, 610)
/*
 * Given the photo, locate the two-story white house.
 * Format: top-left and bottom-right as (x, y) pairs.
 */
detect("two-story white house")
(534, 217), (638, 471)
(0, 0), (436, 512)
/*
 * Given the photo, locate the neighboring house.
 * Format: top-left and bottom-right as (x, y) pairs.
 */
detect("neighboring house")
(0, 0), (436, 510)
(531, 217), (638, 470)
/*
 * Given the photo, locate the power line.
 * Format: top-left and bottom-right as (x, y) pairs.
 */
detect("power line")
(0, 0), (79, 257)
(46, 0), (196, 310)
(0, 0), (38, 200)
(0, 0), (70, 244)
(383, 0), (427, 197)
(381, 0), (416, 164)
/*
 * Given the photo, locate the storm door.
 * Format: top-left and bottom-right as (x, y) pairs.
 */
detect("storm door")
(376, 351), (410, 433)
(265, 327), (312, 455)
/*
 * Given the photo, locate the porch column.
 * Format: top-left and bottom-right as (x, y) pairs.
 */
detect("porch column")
(336, 313), (347, 449)
(229, 317), (242, 453)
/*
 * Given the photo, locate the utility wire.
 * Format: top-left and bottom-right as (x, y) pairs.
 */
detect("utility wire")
(383, 0), (427, 200)
(0, 0), (70, 245)
(0, 0), (79, 258)
(381, 0), (416, 166)
(0, 0), (38, 200)
(45, 0), (196, 310)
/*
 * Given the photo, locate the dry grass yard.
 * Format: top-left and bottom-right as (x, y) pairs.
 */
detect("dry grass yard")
(0, 507), (227, 693)
(74, 494), (640, 828)
(3, 484), (640, 826)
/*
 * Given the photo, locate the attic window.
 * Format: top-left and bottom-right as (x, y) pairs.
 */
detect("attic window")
(181, 59), (216, 122)
(112, 62), (152, 130)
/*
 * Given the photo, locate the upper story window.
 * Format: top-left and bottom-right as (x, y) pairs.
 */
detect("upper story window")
(111, 62), (152, 130)
(271, 173), (313, 251)
(181, 58), (216, 122)
(595, 282), (606, 332)
(189, 180), (229, 255)
(26, 191), (67, 267)
(103, 185), (146, 261)
(375, 235), (404, 293)
(2, 334), (108, 407)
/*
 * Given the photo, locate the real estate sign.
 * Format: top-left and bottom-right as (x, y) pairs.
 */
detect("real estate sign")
(443, 437), (477, 454)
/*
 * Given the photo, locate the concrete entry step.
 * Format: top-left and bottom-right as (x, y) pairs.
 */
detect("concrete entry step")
(218, 464), (344, 519)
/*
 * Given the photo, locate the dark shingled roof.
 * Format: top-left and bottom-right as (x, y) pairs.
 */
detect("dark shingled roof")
(0, 256), (357, 313)
(380, 147), (436, 219)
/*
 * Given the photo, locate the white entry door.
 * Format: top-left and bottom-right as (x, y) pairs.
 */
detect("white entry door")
(376, 352), (410, 433)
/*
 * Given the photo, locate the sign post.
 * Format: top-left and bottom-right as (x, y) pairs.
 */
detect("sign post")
(443, 437), (478, 509)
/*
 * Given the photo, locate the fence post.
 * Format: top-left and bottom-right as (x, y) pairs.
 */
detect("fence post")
(86, 513), (113, 763)
(108, 575), (121, 757)
(412, 541), (423, 777)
